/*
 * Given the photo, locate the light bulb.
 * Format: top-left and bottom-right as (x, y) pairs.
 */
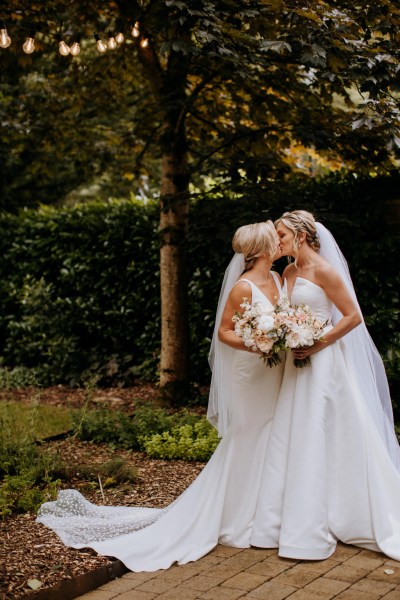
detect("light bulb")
(132, 22), (140, 38)
(0, 28), (11, 49)
(96, 39), (107, 53)
(116, 32), (124, 44)
(59, 40), (70, 56)
(70, 41), (81, 56)
(140, 38), (149, 48)
(108, 35), (117, 50)
(23, 36), (35, 54)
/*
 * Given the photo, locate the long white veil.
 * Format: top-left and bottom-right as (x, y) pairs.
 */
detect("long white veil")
(207, 253), (245, 437)
(316, 222), (400, 470)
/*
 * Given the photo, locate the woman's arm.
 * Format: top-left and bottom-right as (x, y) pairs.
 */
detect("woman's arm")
(292, 264), (362, 359)
(218, 281), (257, 352)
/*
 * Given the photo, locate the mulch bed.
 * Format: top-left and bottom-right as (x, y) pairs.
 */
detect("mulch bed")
(0, 385), (206, 600)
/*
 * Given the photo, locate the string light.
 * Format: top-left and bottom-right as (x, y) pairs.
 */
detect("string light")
(140, 38), (149, 48)
(22, 34), (35, 54)
(94, 34), (107, 53)
(70, 41), (81, 56)
(131, 22), (140, 38)
(0, 22), (137, 55)
(107, 31), (117, 50)
(0, 26), (11, 49)
(59, 39), (70, 56)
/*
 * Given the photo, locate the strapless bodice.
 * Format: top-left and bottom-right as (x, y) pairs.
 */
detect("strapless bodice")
(286, 277), (333, 323)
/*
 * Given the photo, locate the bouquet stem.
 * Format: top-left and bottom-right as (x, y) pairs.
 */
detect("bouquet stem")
(293, 356), (311, 368)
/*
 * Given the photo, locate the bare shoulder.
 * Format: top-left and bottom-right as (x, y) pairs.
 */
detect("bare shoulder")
(229, 280), (252, 304)
(315, 258), (345, 288)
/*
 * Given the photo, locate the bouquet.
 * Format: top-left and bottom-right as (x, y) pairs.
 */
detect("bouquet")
(283, 303), (327, 368)
(232, 297), (290, 367)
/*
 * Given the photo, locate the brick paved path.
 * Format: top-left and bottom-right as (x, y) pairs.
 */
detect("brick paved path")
(79, 543), (400, 600)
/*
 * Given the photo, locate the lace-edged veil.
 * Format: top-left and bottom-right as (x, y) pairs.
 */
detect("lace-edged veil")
(316, 222), (400, 470)
(207, 253), (245, 437)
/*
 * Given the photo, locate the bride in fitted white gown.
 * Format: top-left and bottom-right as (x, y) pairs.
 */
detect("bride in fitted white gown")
(38, 221), (284, 571)
(250, 211), (400, 561)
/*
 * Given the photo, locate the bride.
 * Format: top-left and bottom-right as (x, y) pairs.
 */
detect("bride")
(37, 220), (285, 571)
(250, 210), (400, 560)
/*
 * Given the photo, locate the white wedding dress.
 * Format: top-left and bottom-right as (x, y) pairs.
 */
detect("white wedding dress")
(250, 277), (400, 561)
(37, 275), (285, 571)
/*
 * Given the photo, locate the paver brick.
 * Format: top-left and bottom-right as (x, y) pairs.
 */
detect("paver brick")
(123, 572), (158, 583)
(271, 565), (321, 588)
(344, 556), (386, 570)
(206, 565), (244, 579)
(220, 572), (268, 591)
(116, 591), (158, 600)
(157, 587), (200, 599)
(248, 560), (290, 579)
(379, 589), (400, 600)
(304, 576), (350, 598)
(295, 558), (341, 574)
(199, 586), (246, 599)
(79, 591), (119, 600)
(245, 581), (297, 599)
(325, 565), (371, 583)
(334, 589), (383, 600)
(368, 568), (400, 584)
(209, 545), (244, 558)
(134, 576), (180, 594)
(99, 577), (139, 593)
(333, 544), (362, 561)
(179, 574), (222, 592)
(350, 578), (396, 595)
(284, 590), (331, 600)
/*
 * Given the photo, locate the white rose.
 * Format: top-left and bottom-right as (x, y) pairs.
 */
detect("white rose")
(257, 315), (275, 333)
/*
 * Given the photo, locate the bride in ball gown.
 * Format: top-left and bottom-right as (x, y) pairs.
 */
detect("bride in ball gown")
(37, 221), (285, 571)
(250, 210), (400, 561)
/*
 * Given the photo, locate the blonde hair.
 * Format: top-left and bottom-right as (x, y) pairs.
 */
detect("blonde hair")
(275, 210), (320, 267)
(232, 221), (278, 270)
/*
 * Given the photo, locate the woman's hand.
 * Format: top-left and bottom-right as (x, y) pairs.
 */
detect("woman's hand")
(292, 339), (328, 359)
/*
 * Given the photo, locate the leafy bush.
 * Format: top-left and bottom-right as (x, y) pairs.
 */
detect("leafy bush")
(72, 403), (200, 451)
(142, 420), (220, 461)
(0, 174), (398, 405)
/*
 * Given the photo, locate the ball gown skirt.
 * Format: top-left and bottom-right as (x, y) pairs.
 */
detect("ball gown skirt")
(250, 277), (400, 561)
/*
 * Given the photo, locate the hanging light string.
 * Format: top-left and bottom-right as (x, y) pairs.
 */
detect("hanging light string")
(0, 20), (149, 55)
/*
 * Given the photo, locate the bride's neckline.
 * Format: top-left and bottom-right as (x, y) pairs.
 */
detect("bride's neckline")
(239, 275), (281, 307)
(284, 276), (322, 303)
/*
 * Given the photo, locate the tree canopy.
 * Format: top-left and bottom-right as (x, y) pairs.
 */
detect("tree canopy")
(1, 0), (399, 210)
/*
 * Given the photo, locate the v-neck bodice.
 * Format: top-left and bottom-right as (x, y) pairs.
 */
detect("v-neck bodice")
(237, 272), (282, 308)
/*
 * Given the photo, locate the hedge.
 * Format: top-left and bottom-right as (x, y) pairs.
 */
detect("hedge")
(0, 173), (398, 408)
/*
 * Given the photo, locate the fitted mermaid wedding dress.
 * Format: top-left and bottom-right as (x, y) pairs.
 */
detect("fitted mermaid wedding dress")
(37, 275), (284, 571)
(251, 277), (400, 561)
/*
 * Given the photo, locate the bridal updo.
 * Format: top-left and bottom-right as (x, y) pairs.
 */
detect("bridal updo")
(232, 221), (278, 270)
(275, 210), (320, 266)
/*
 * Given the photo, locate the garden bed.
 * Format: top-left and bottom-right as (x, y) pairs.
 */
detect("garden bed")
(0, 384), (207, 599)
(1, 437), (204, 599)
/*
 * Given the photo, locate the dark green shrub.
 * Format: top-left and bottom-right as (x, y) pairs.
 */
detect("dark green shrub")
(0, 174), (398, 409)
(72, 404), (200, 451)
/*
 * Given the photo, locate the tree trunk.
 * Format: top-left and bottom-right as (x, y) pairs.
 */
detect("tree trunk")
(159, 136), (190, 403)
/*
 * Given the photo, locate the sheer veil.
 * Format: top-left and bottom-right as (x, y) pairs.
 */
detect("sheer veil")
(316, 222), (400, 470)
(207, 253), (245, 437)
